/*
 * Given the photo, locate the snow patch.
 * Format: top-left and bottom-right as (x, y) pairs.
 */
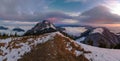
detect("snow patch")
(0, 32), (57, 61)
(75, 50), (83, 56)
(92, 28), (103, 34)
(76, 37), (86, 42)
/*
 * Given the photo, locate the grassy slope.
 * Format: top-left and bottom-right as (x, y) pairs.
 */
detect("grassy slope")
(18, 34), (90, 61)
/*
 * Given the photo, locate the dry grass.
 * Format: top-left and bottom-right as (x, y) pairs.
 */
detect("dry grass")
(18, 34), (90, 61)
(0, 34), (48, 57)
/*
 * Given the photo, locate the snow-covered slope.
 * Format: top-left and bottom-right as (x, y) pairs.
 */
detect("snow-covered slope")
(59, 32), (120, 61)
(75, 27), (120, 48)
(76, 42), (120, 61)
(0, 32), (56, 61)
(1, 32), (120, 61)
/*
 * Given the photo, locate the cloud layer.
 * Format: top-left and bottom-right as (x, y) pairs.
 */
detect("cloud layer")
(79, 5), (120, 24)
(0, 0), (120, 26)
(0, 0), (53, 21)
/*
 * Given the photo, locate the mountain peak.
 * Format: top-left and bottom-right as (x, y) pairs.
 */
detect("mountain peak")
(36, 20), (51, 26)
(42, 20), (51, 24)
(33, 20), (56, 30)
(24, 20), (57, 36)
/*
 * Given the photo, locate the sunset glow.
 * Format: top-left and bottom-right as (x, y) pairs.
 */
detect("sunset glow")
(88, 24), (120, 27)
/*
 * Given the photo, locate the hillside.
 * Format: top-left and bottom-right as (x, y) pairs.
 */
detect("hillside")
(1, 32), (120, 61)
(19, 32), (89, 61)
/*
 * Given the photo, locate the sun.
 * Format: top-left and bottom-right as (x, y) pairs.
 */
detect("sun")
(110, 5), (120, 15)
(106, 1), (120, 15)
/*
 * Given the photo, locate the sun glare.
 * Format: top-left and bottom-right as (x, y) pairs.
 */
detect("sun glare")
(110, 5), (120, 15)
(106, 1), (120, 15)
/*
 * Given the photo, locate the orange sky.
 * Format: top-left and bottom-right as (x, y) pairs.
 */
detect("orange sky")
(88, 24), (120, 27)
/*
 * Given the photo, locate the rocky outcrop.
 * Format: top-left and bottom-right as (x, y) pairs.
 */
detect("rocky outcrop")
(24, 20), (57, 36)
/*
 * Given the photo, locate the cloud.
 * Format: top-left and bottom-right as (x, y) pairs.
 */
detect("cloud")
(42, 12), (74, 19)
(0, 0), (120, 25)
(0, 20), (37, 26)
(65, 12), (81, 16)
(0, 0), (53, 21)
(79, 5), (120, 24)
(103, 0), (120, 15)
(26, 5), (120, 24)
(60, 19), (79, 24)
(0, 0), (77, 22)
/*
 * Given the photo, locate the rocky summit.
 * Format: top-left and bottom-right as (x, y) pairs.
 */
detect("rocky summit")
(24, 20), (57, 36)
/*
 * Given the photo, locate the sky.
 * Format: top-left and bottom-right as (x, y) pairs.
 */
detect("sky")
(1, 0), (120, 28)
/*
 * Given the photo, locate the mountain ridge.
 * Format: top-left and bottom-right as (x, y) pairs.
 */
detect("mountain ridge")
(1, 32), (120, 61)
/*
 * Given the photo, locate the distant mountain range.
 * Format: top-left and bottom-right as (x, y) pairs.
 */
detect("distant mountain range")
(61, 26), (120, 49)
(0, 26), (25, 36)
(81, 27), (120, 48)
(0, 26), (9, 30)
(12, 28), (25, 32)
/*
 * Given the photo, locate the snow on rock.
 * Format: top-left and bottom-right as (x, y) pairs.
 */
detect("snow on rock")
(66, 42), (73, 51)
(0, 32), (57, 61)
(76, 37), (86, 42)
(75, 50), (83, 56)
(91, 28), (104, 34)
(63, 27), (87, 37)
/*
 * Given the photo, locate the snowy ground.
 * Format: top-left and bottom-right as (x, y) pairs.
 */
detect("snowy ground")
(76, 41), (120, 61)
(1, 32), (120, 61)
(0, 32), (56, 61)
